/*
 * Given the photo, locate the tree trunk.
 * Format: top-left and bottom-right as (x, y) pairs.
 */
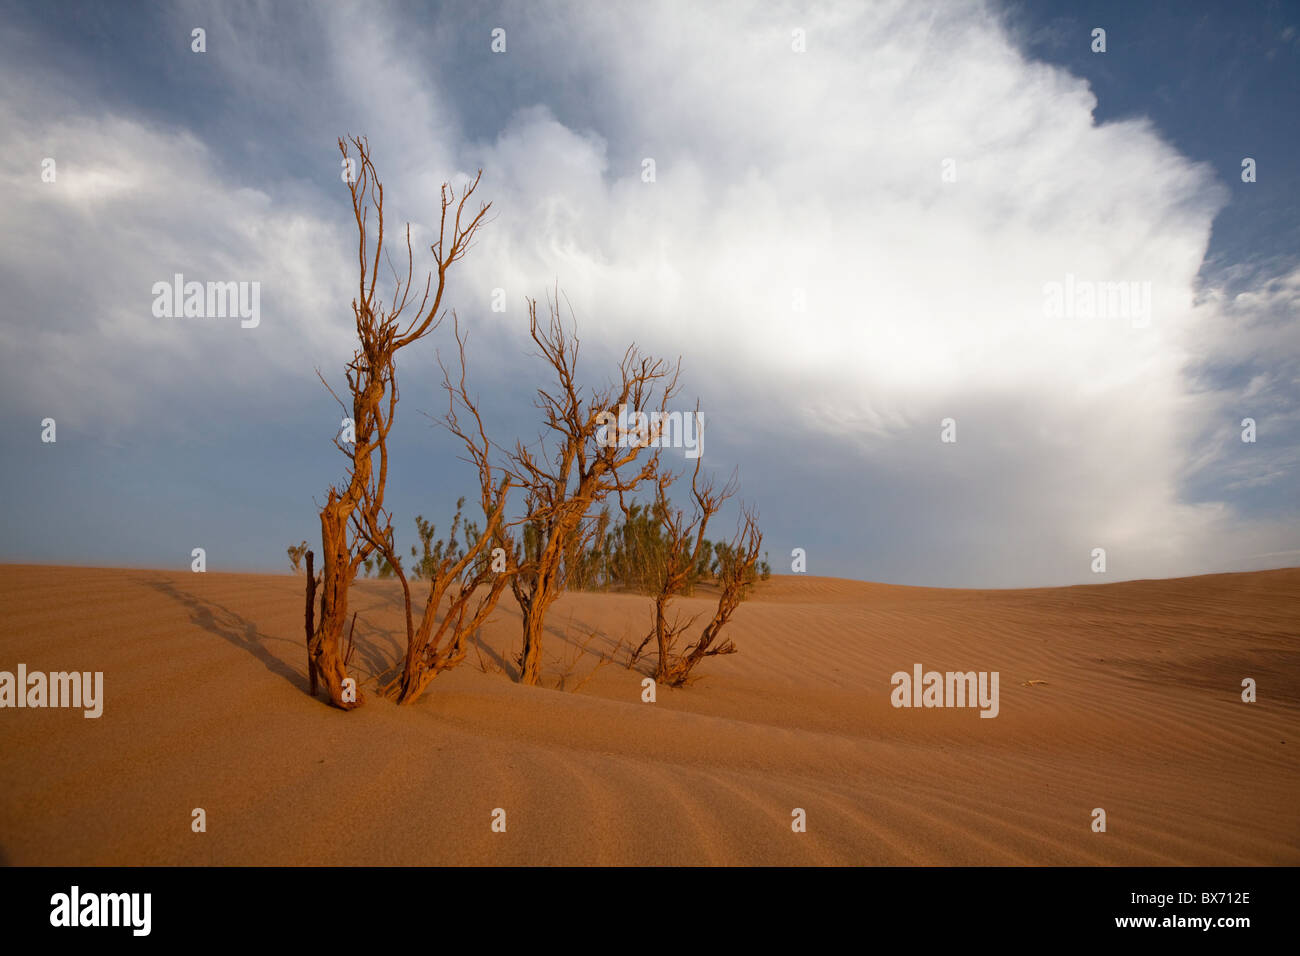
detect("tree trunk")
(395, 629), (431, 703)
(653, 594), (670, 681)
(304, 550), (318, 697)
(395, 661), (428, 704)
(310, 494), (363, 709)
(518, 603), (545, 686)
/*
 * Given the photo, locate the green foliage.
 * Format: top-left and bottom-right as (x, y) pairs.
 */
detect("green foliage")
(409, 497), (487, 584)
(608, 500), (671, 593)
(554, 501), (666, 594)
(371, 493), (769, 594)
(710, 539), (764, 597)
(357, 553), (396, 578)
(559, 497), (764, 595)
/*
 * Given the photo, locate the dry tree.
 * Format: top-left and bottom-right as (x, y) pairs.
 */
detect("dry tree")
(633, 457), (733, 669)
(374, 318), (513, 704)
(650, 466), (763, 687)
(555, 629), (621, 693)
(305, 135), (491, 709)
(287, 541), (310, 572)
(505, 291), (681, 686)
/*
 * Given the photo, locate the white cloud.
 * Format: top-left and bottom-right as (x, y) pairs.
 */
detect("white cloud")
(0, 99), (355, 436)
(431, 0), (1288, 582)
(0, 0), (1293, 583)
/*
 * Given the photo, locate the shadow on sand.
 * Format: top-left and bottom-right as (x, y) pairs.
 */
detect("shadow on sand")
(147, 574), (647, 698)
(146, 578), (311, 694)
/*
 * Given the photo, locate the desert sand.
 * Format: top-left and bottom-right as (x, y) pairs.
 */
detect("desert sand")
(0, 564), (1296, 865)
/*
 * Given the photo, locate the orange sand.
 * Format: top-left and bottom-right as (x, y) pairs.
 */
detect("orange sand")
(1, 565), (1296, 864)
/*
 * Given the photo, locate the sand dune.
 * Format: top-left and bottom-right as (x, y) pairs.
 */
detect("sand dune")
(0, 564), (1296, 865)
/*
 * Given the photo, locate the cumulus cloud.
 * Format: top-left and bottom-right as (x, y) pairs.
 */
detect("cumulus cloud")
(440, 1), (1287, 583)
(0, 0), (1293, 584)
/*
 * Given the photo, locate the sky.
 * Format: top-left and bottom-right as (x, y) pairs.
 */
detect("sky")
(0, 0), (1297, 587)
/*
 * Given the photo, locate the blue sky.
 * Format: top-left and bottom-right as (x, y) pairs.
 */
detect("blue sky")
(1, 0), (1297, 586)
